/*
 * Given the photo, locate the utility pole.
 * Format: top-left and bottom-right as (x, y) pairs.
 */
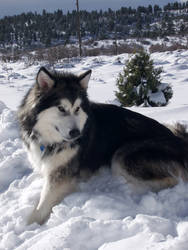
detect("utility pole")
(76, 0), (82, 57)
(114, 11), (118, 55)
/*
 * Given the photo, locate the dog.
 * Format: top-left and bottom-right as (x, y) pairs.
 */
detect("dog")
(18, 67), (188, 225)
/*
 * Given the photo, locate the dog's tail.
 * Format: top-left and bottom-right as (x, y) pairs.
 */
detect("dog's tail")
(172, 123), (188, 143)
(167, 123), (188, 180)
(166, 123), (188, 141)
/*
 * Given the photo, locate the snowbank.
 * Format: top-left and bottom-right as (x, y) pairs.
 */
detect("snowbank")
(0, 101), (30, 192)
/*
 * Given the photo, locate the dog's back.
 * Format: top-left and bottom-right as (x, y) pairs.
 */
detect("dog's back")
(79, 102), (185, 173)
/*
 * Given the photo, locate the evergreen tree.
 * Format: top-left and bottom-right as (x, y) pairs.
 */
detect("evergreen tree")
(116, 51), (173, 107)
(148, 5), (153, 14)
(167, 18), (175, 35)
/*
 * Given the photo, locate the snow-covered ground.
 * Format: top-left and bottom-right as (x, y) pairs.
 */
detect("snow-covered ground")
(0, 50), (188, 250)
(83, 36), (188, 53)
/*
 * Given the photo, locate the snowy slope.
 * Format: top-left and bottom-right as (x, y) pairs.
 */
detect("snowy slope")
(0, 51), (188, 250)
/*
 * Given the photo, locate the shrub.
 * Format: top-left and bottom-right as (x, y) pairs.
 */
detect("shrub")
(149, 43), (188, 53)
(115, 51), (173, 107)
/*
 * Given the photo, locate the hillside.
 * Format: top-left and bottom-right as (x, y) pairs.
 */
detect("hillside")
(1, 1), (188, 55)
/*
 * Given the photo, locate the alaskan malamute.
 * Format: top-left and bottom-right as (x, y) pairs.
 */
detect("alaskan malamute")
(18, 67), (188, 225)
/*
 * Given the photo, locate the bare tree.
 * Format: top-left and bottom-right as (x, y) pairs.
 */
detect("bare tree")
(76, 0), (82, 56)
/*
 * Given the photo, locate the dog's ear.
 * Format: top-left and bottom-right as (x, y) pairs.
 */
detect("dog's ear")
(79, 70), (92, 89)
(36, 67), (55, 91)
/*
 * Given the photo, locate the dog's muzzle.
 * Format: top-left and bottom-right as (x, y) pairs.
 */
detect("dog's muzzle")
(69, 129), (80, 139)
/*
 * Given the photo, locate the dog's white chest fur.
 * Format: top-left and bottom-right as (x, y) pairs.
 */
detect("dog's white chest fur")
(28, 141), (79, 176)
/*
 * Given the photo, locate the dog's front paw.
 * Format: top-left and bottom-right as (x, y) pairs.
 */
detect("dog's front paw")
(27, 208), (49, 225)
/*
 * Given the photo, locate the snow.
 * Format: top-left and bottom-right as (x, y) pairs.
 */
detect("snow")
(148, 91), (166, 106)
(0, 50), (188, 249)
(89, 36), (188, 52)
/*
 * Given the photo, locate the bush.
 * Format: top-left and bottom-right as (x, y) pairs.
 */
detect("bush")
(115, 51), (173, 107)
(149, 43), (188, 53)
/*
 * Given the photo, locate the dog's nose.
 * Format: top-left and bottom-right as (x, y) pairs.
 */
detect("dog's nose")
(69, 129), (80, 138)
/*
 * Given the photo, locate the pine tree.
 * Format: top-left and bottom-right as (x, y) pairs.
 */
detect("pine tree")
(116, 51), (173, 107)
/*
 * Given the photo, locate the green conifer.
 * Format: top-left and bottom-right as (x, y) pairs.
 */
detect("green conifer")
(116, 51), (173, 107)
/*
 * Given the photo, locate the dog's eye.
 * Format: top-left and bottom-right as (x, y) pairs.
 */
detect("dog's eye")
(75, 107), (80, 114)
(58, 106), (66, 113)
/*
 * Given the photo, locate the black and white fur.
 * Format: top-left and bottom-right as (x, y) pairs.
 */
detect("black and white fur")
(18, 67), (188, 225)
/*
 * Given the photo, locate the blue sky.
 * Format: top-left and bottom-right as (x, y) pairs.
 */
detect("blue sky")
(0, 0), (181, 17)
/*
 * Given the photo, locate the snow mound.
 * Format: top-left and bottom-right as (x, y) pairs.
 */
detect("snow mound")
(8, 72), (27, 80)
(148, 91), (166, 106)
(1, 158), (188, 250)
(0, 102), (30, 192)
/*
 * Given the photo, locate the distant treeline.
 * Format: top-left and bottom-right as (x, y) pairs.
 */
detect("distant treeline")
(0, 1), (188, 52)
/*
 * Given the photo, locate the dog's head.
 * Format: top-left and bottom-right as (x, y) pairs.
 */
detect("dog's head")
(30, 67), (92, 144)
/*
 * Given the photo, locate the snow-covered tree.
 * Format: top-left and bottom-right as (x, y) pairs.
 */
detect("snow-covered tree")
(115, 51), (173, 107)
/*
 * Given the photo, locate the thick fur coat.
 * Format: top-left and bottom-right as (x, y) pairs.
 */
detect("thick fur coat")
(18, 67), (188, 225)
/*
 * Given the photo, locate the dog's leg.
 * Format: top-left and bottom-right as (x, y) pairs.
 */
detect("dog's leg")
(27, 177), (77, 225)
(112, 138), (188, 192)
